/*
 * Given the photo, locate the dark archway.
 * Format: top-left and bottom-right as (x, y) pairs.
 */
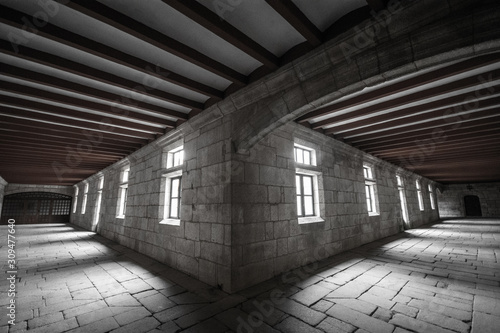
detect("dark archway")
(464, 195), (482, 217)
(1, 192), (72, 225)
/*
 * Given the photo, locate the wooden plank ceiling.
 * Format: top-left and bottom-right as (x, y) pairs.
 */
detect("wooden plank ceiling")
(0, 0), (498, 185)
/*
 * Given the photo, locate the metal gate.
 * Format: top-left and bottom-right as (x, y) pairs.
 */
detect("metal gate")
(1, 192), (72, 224)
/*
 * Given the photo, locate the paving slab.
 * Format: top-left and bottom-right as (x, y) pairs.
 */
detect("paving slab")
(0, 218), (498, 332)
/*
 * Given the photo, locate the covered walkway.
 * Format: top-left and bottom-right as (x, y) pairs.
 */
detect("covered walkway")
(1, 218), (499, 333)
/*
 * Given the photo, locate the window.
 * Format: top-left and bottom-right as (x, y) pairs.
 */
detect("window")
(293, 143), (323, 224)
(117, 168), (129, 218)
(72, 186), (79, 213)
(168, 176), (182, 219)
(428, 184), (435, 210)
(416, 180), (424, 211)
(296, 174), (315, 217)
(396, 175), (409, 224)
(94, 176), (104, 226)
(364, 165), (379, 215)
(161, 146), (184, 225)
(81, 183), (88, 214)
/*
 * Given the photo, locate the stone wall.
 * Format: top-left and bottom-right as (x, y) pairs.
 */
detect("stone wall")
(71, 113), (440, 293)
(0, 176), (7, 221)
(4, 183), (73, 197)
(71, 112), (234, 291)
(230, 123), (439, 291)
(438, 183), (500, 217)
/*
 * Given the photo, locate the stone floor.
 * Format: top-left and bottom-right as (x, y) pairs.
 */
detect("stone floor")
(1, 218), (499, 333)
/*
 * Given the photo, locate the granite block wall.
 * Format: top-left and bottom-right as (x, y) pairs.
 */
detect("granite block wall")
(229, 122), (439, 291)
(71, 112), (234, 291)
(4, 183), (73, 197)
(438, 182), (500, 217)
(70, 112), (440, 292)
(0, 177), (7, 221)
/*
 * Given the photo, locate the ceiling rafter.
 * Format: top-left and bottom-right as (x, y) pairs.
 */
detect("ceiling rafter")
(0, 150), (122, 163)
(265, 0), (322, 46)
(0, 66), (187, 121)
(358, 129), (500, 151)
(0, 118), (150, 145)
(0, 41), (202, 112)
(315, 69), (500, 130)
(0, 108), (158, 140)
(0, 136), (135, 154)
(0, 81), (176, 128)
(54, 0), (247, 86)
(344, 111), (500, 143)
(382, 147), (500, 162)
(296, 53), (500, 123)
(0, 5), (223, 101)
(351, 119), (500, 147)
(162, 0), (279, 70)
(327, 93), (500, 136)
(0, 96), (164, 135)
(370, 137), (500, 156)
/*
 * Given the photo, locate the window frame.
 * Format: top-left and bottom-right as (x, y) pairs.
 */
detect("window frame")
(363, 164), (379, 216)
(72, 186), (79, 214)
(116, 168), (129, 219)
(160, 145), (184, 226)
(428, 184), (436, 210)
(296, 173), (316, 217)
(396, 175), (409, 224)
(81, 183), (89, 214)
(294, 140), (323, 224)
(294, 143), (317, 166)
(161, 169), (182, 225)
(93, 176), (104, 226)
(166, 145), (184, 169)
(168, 176), (182, 219)
(416, 180), (425, 211)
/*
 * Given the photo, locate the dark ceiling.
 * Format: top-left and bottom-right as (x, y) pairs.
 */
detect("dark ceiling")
(0, 0), (498, 185)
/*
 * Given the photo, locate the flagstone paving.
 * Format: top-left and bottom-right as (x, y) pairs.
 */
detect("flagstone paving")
(1, 218), (499, 332)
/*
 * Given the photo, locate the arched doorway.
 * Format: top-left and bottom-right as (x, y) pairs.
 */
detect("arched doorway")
(1, 192), (72, 224)
(464, 195), (482, 217)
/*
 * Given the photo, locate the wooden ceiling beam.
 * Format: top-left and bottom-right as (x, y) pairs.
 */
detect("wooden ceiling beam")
(163, 0), (279, 69)
(0, 138), (133, 155)
(382, 148), (500, 164)
(359, 129), (500, 151)
(325, 91), (500, 135)
(296, 53), (500, 123)
(265, 0), (322, 46)
(0, 5), (223, 101)
(0, 106), (158, 140)
(370, 137), (500, 156)
(0, 66), (188, 121)
(55, 0), (247, 85)
(345, 112), (500, 143)
(0, 119), (148, 146)
(0, 132), (139, 153)
(0, 147), (123, 161)
(314, 69), (500, 129)
(0, 82), (176, 128)
(0, 40), (202, 111)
